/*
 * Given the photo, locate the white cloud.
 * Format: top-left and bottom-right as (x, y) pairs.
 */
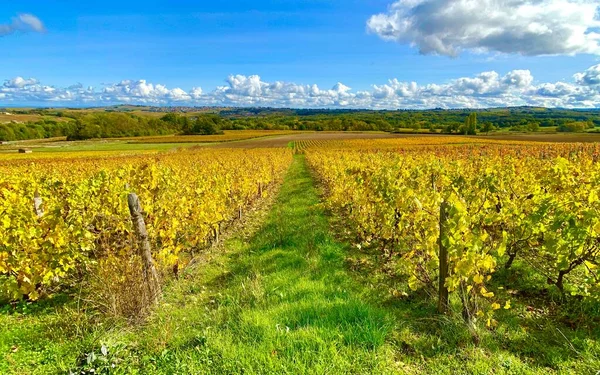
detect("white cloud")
(190, 87), (203, 99)
(0, 14), (45, 36)
(4, 77), (39, 88)
(1, 64), (600, 109)
(502, 70), (534, 88)
(205, 75), (357, 107)
(574, 64), (600, 85)
(367, 0), (600, 57)
(100, 80), (190, 103)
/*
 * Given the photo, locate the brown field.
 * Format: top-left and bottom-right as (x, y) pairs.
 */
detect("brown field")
(211, 131), (600, 149)
(123, 130), (301, 144)
(211, 131), (432, 148)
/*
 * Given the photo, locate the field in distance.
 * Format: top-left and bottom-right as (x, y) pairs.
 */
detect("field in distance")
(0, 130), (305, 157)
(5, 130), (600, 158)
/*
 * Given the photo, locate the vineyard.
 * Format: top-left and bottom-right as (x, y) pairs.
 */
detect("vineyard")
(293, 139), (334, 153)
(1, 134), (599, 374)
(306, 138), (600, 324)
(122, 130), (299, 144)
(0, 148), (292, 308)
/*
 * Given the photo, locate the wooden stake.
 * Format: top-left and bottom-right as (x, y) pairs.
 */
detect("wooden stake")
(33, 191), (44, 217)
(438, 201), (449, 314)
(127, 193), (161, 304)
(214, 223), (220, 245)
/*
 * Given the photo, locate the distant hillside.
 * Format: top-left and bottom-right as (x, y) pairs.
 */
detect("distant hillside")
(1, 105), (598, 141)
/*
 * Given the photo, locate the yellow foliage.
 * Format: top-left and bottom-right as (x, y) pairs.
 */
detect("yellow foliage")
(0, 148), (292, 300)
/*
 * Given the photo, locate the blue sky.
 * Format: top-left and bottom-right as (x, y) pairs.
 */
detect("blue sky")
(1, 0), (600, 108)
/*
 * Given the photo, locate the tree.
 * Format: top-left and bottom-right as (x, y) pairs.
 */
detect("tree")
(527, 122), (540, 132)
(181, 116), (192, 134)
(160, 113), (180, 124)
(188, 116), (220, 135)
(443, 123), (460, 134)
(481, 122), (494, 135)
(558, 122), (587, 133)
(462, 113), (477, 135)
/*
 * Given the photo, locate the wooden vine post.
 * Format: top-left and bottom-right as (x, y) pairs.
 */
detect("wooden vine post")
(33, 191), (44, 217)
(127, 193), (161, 304)
(214, 223), (220, 245)
(437, 200), (450, 314)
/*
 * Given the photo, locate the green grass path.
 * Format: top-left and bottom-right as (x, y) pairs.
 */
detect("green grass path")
(132, 154), (396, 373)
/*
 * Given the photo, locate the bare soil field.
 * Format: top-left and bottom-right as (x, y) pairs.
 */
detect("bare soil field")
(211, 132), (434, 148)
(212, 131), (600, 148)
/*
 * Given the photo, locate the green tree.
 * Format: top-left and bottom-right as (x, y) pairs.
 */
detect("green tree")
(481, 122), (494, 134)
(527, 122), (540, 132)
(160, 113), (180, 124)
(558, 122), (587, 133)
(181, 116), (192, 134)
(462, 113), (477, 135)
(189, 116), (220, 135)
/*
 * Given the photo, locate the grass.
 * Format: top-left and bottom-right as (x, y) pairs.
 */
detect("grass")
(0, 131), (305, 156)
(31, 142), (200, 153)
(0, 155), (395, 373)
(0, 155), (598, 374)
(0, 141), (203, 154)
(122, 130), (301, 144)
(0, 113), (73, 123)
(115, 155), (397, 373)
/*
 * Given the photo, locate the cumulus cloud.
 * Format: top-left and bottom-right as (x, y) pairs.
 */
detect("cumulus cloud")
(574, 64), (600, 85)
(0, 14), (45, 36)
(100, 80), (191, 103)
(1, 64), (600, 109)
(190, 87), (203, 99)
(203, 75), (357, 107)
(367, 0), (600, 57)
(4, 77), (39, 88)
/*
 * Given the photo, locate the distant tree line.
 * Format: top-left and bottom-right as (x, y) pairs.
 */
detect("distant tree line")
(0, 119), (74, 141)
(0, 113), (224, 141)
(215, 107), (600, 134)
(67, 113), (179, 140)
(0, 106), (598, 141)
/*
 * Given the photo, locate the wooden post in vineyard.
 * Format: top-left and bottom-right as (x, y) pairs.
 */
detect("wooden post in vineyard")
(437, 200), (449, 314)
(33, 191), (44, 217)
(214, 223), (220, 245)
(127, 193), (161, 304)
